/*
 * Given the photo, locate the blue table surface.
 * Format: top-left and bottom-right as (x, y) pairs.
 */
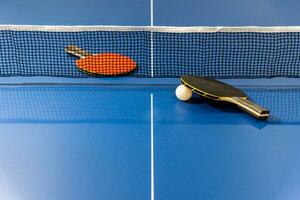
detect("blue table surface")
(1, 0), (300, 198)
(0, 77), (299, 200)
(1, 0), (300, 26)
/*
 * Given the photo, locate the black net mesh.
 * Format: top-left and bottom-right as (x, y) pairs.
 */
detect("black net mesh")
(0, 26), (300, 78)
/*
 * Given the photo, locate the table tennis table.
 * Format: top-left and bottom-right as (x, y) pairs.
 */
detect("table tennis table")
(0, 0), (300, 199)
(0, 77), (298, 200)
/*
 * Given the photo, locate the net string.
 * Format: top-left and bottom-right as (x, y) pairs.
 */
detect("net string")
(0, 26), (300, 78)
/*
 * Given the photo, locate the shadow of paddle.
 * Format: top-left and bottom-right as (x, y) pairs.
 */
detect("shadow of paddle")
(184, 96), (268, 129)
(187, 96), (243, 114)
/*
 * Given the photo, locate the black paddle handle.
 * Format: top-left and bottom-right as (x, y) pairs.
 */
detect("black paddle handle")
(225, 97), (269, 120)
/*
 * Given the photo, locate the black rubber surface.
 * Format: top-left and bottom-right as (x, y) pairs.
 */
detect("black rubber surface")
(181, 76), (247, 98)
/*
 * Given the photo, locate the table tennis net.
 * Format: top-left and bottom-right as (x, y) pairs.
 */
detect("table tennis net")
(1, 26), (300, 78)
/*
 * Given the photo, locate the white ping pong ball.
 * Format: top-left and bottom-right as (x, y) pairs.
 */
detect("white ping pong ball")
(176, 84), (192, 101)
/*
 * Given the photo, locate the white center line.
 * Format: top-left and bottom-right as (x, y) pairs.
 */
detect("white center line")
(150, 0), (154, 26)
(150, 1), (155, 199)
(150, 93), (155, 200)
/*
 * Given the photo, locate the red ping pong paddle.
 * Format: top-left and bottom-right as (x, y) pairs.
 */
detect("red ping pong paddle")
(65, 45), (137, 76)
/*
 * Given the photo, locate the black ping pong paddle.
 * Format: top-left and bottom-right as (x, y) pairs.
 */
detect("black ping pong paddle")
(181, 75), (269, 120)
